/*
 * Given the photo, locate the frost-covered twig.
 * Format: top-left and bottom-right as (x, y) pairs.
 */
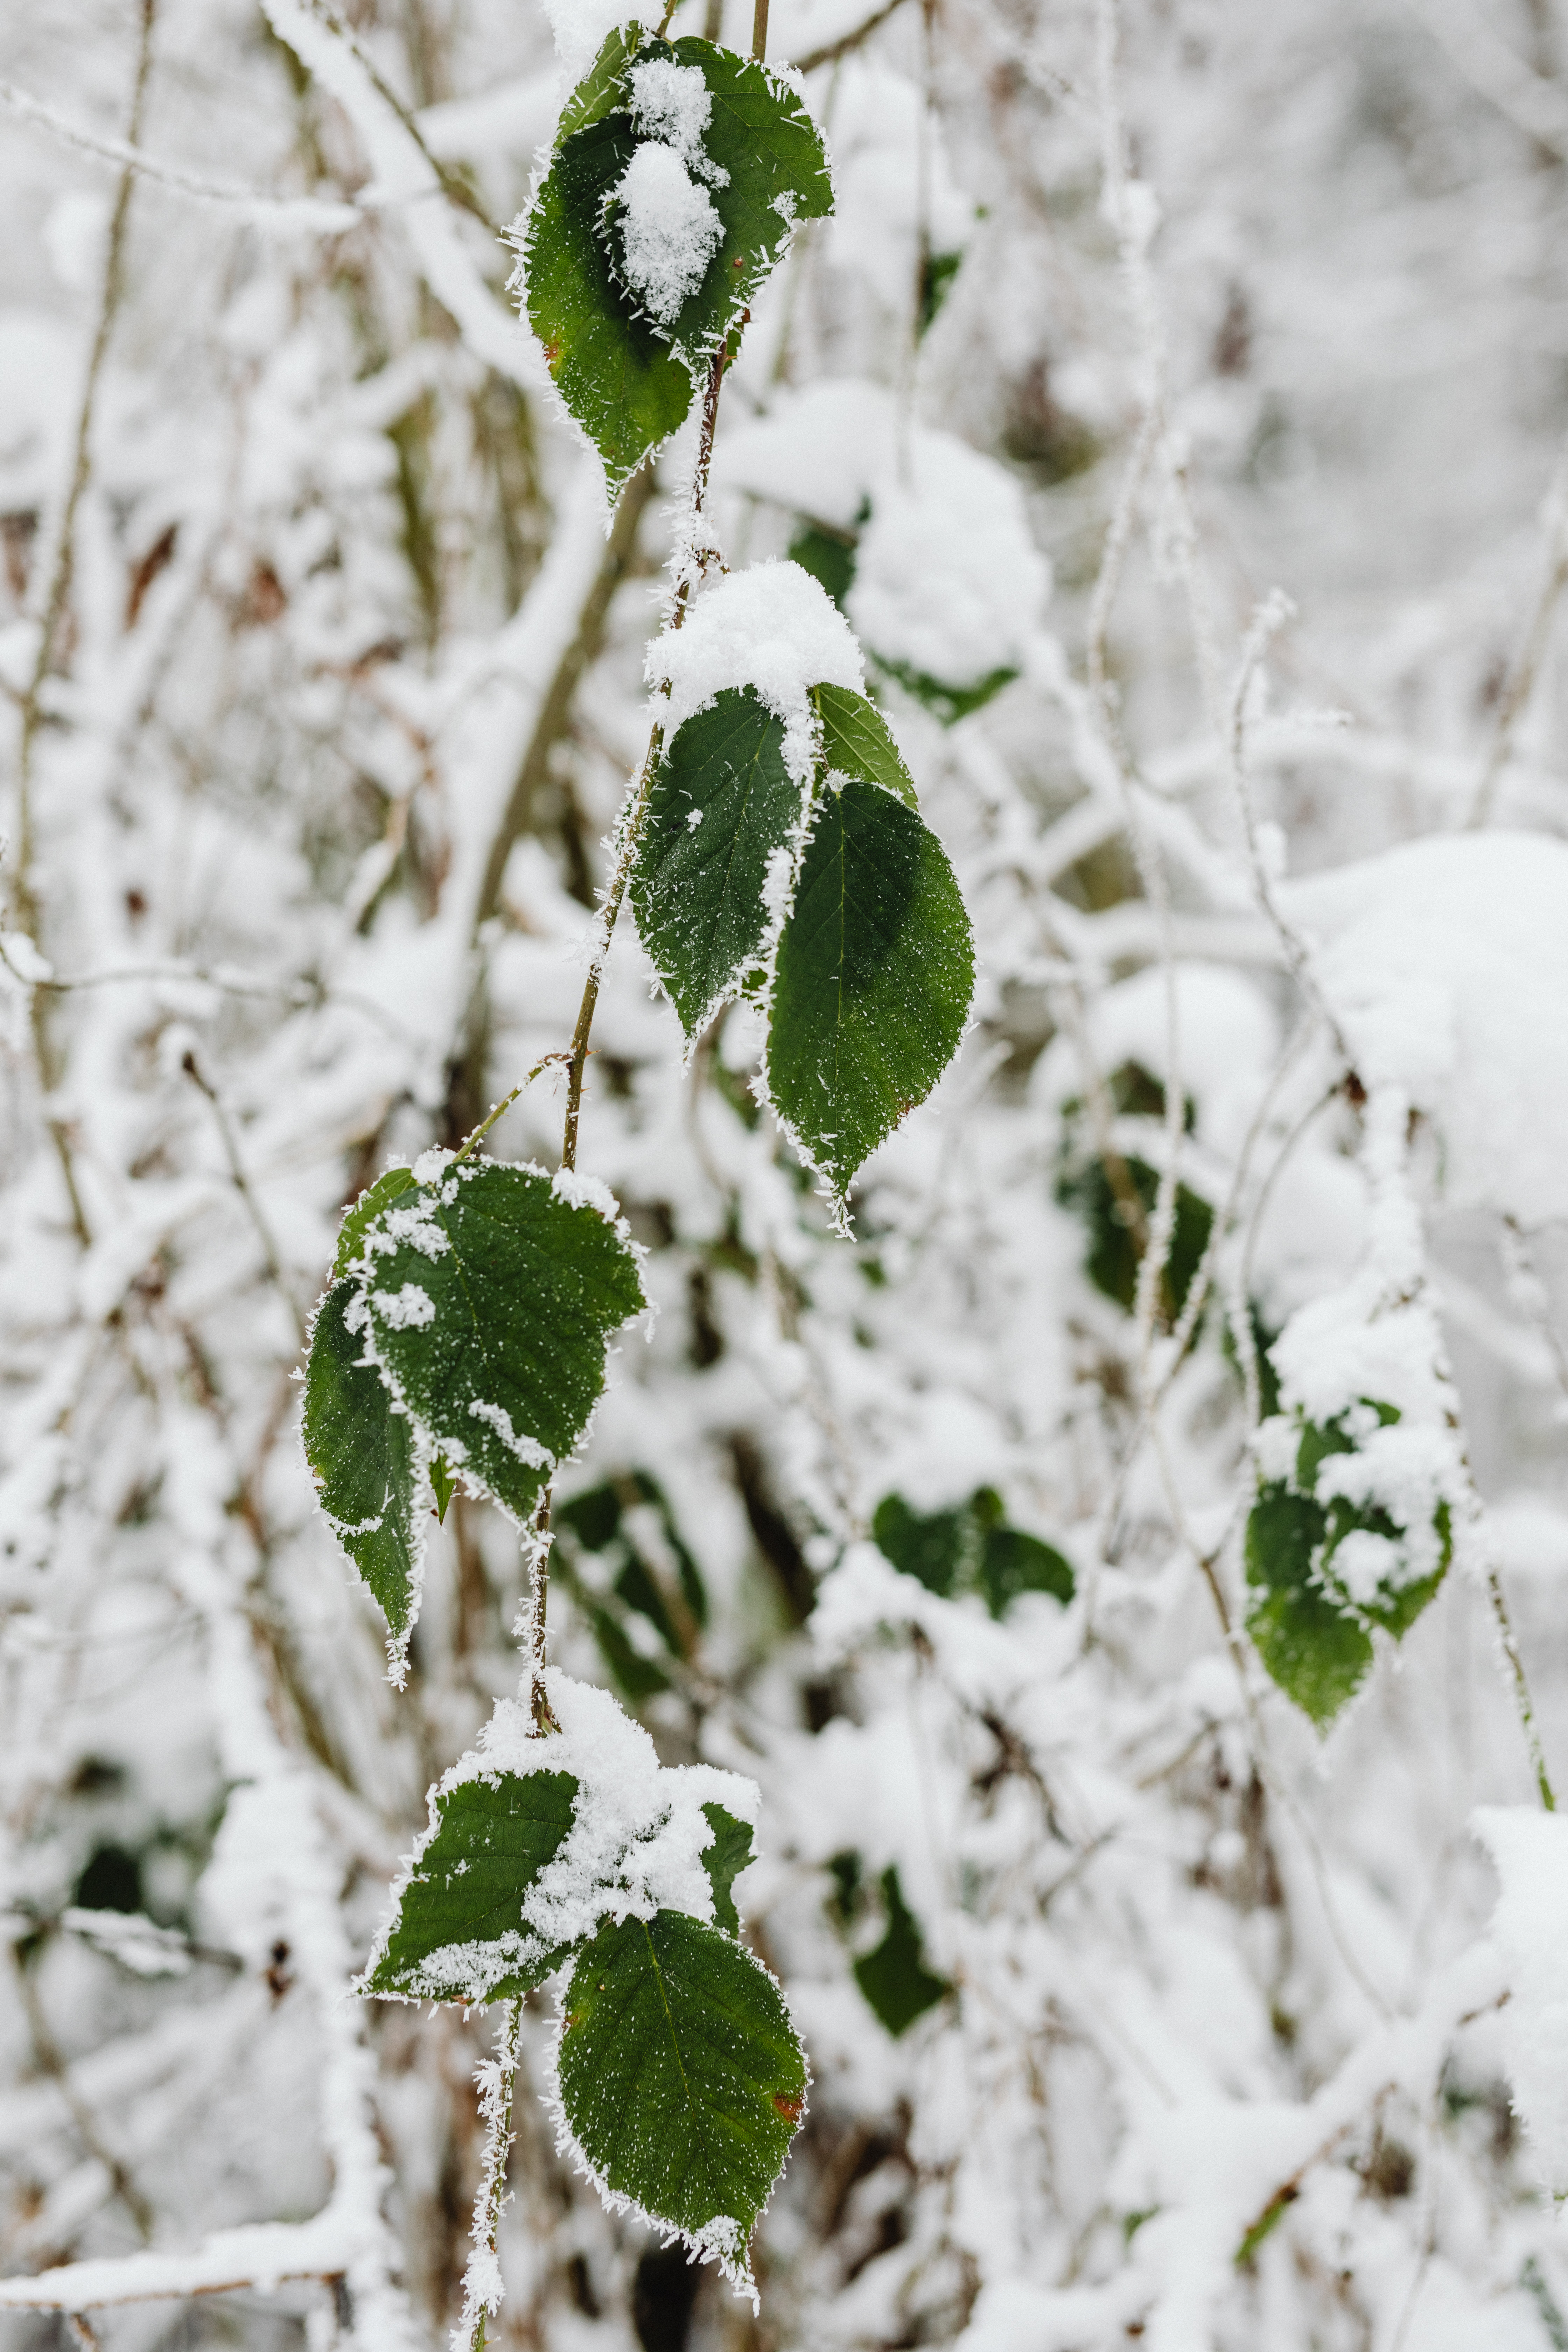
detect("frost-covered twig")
(0, 76), (360, 228)
(453, 1999), (525, 2352)
(1467, 437), (1568, 828)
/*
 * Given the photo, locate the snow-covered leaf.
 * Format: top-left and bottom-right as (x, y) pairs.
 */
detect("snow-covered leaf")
(555, 1907), (805, 2280)
(302, 1279), (423, 1647)
(353, 1159), (646, 1526)
(365, 1771), (581, 2002)
(632, 686), (802, 1040)
(520, 30), (832, 499)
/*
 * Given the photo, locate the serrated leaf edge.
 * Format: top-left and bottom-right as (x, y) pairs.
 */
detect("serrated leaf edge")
(339, 1154), (649, 1537)
(540, 1921), (810, 2307)
(301, 1274), (432, 1691)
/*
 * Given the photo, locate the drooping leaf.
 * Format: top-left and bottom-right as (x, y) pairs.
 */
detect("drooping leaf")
(523, 95), (695, 502)
(303, 1280), (421, 1643)
(430, 1453), (457, 1524)
(356, 1160), (645, 1526)
(521, 29), (832, 501)
(1244, 1404), (1451, 1726)
(700, 1804), (755, 1937)
(365, 1770), (580, 2003)
(557, 1908), (805, 2269)
(1244, 1483), (1373, 1728)
(766, 779), (973, 1204)
(632, 688), (802, 1040)
(812, 681), (917, 807)
(852, 1867), (949, 2038)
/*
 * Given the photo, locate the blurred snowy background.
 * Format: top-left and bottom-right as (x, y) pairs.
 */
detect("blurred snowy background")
(6, 0), (1568, 2346)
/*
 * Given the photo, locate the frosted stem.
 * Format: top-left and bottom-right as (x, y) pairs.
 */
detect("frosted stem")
(454, 1999), (525, 2352)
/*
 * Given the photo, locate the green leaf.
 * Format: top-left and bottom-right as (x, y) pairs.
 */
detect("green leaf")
(303, 1281), (421, 1647)
(357, 1160), (645, 1526)
(1055, 1153), (1214, 1324)
(812, 682), (917, 807)
(700, 1804), (754, 1937)
(523, 101), (695, 502)
(1244, 1483), (1373, 1728)
(430, 1453), (457, 1524)
(871, 1493), (964, 1596)
(654, 37), (833, 355)
(1244, 1405), (1452, 1725)
(979, 1524), (1074, 1615)
(587, 1602), (673, 1701)
(766, 779), (973, 1205)
(365, 1770), (580, 2002)
(331, 1165), (418, 1283)
(557, 1909), (806, 2271)
(522, 29), (832, 501)
(872, 654), (1020, 727)
(788, 521), (856, 610)
(852, 1867), (949, 2038)
(632, 688), (802, 1040)
(872, 1487), (1073, 1616)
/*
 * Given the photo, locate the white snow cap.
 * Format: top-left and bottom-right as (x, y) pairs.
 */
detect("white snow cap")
(649, 559), (864, 783)
(365, 1670), (760, 2004)
(1475, 1805), (1568, 2192)
(1284, 831), (1568, 1227)
(629, 59), (723, 173)
(614, 143), (722, 324)
(714, 378), (1051, 687)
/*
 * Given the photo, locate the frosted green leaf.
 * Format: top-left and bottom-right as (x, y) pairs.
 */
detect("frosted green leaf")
(302, 1280), (420, 1646)
(1244, 1484), (1373, 1728)
(812, 682), (917, 807)
(765, 780), (973, 1206)
(331, 1165), (417, 1282)
(521, 29), (832, 501)
(357, 1160), (646, 1526)
(556, 1909), (805, 2276)
(701, 1804), (754, 1937)
(523, 83), (694, 503)
(632, 688), (800, 1040)
(365, 1771), (580, 2003)
(1244, 1406), (1451, 1726)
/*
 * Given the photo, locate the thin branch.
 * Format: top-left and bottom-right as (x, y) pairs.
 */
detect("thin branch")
(1467, 438), (1568, 827)
(455, 2000), (525, 2352)
(181, 1051), (308, 1348)
(0, 76), (360, 228)
(793, 0), (911, 71)
(471, 468), (656, 935)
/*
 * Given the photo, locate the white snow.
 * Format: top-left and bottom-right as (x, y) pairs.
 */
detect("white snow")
(370, 1282), (435, 1329)
(366, 1671), (760, 2004)
(1285, 831), (1568, 1227)
(714, 378), (1051, 688)
(611, 142), (721, 326)
(467, 1398), (552, 1469)
(628, 60), (724, 179)
(1475, 1807), (1568, 2193)
(648, 558), (863, 784)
